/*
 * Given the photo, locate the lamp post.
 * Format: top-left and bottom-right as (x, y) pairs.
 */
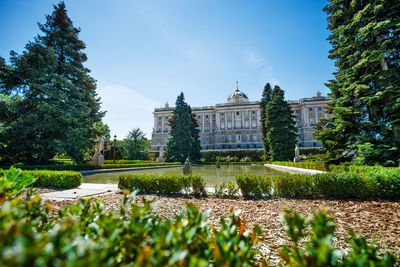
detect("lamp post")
(113, 135), (117, 164)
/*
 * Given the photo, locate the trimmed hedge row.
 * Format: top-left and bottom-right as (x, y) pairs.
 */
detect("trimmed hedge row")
(0, 169), (82, 189)
(236, 167), (400, 200)
(118, 174), (207, 196)
(103, 160), (155, 164)
(0, 162), (181, 171)
(200, 150), (264, 162)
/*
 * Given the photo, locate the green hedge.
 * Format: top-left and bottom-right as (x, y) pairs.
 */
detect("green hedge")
(236, 168), (400, 200)
(0, 162), (181, 171)
(103, 160), (155, 164)
(200, 150), (264, 162)
(0, 169), (82, 189)
(118, 173), (206, 196)
(235, 174), (273, 199)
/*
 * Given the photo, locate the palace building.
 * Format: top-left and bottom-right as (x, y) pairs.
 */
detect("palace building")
(150, 84), (331, 152)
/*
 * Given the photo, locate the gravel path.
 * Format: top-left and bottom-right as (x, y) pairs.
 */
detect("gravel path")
(43, 192), (400, 265)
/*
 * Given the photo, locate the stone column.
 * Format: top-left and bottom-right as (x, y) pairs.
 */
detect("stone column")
(241, 110), (244, 129)
(201, 115), (204, 132)
(224, 111), (227, 130)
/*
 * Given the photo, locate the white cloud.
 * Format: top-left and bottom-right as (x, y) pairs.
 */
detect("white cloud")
(97, 84), (161, 139)
(244, 49), (267, 68)
(244, 48), (280, 85)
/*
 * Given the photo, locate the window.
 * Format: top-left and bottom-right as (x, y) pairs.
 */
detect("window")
(252, 111), (255, 114)
(198, 115), (201, 119)
(296, 110), (299, 113)
(166, 116), (169, 119)
(222, 136), (225, 141)
(206, 115), (209, 118)
(221, 113), (224, 116)
(212, 115), (216, 118)
(236, 111), (240, 115)
(158, 117), (162, 120)
(309, 108), (313, 111)
(318, 107), (322, 111)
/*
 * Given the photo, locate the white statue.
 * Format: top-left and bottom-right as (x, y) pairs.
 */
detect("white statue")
(157, 147), (164, 163)
(293, 145), (300, 163)
(92, 137), (105, 165)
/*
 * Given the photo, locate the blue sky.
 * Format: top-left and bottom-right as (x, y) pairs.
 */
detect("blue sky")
(0, 0), (335, 138)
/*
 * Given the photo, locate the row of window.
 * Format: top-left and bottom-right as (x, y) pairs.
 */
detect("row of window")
(294, 107), (324, 113)
(200, 135), (258, 143)
(197, 110), (257, 119)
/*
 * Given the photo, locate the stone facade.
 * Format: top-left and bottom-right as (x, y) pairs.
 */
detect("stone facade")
(151, 86), (331, 152)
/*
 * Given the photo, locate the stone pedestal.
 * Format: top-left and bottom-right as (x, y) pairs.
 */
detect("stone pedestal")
(92, 137), (104, 165)
(293, 145), (300, 163)
(183, 158), (192, 175)
(92, 152), (104, 165)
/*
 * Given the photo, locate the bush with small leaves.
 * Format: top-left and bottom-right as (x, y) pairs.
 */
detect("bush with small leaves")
(279, 209), (396, 266)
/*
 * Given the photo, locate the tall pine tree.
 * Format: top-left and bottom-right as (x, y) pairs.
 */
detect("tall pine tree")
(0, 2), (104, 163)
(260, 83), (272, 160)
(265, 86), (298, 161)
(315, 0), (400, 166)
(165, 92), (201, 163)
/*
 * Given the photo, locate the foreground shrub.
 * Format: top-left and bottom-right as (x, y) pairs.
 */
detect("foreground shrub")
(118, 173), (207, 196)
(280, 209), (396, 266)
(0, 169), (262, 266)
(0, 168), (82, 189)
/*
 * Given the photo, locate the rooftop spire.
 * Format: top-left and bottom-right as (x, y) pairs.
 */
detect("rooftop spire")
(236, 81), (239, 91)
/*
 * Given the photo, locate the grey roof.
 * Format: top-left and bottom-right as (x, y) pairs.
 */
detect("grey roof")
(228, 88), (248, 100)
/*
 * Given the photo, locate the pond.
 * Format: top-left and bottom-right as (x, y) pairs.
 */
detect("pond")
(83, 164), (284, 186)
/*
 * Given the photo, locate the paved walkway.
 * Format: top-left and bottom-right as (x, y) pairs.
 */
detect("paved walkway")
(40, 183), (118, 201)
(40, 183), (216, 200)
(264, 164), (325, 174)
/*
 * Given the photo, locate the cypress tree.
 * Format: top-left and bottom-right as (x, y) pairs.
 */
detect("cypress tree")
(260, 83), (272, 160)
(189, 106), (202, 161)
(265, 86), (298, 161)
(315, 0), (400, 166)
(165, 92), (201, 163)
(0, 2), (104, 163)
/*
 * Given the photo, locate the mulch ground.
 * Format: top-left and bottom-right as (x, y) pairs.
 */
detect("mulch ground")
(41, 190), (400, 265)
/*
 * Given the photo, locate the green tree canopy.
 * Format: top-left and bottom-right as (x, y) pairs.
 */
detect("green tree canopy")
(315, 0), (400, 166)
(264, 86), (298, 161)
(0, 2), (104, 164)
(165, 92), (201, 163)
(260, 83), (272, 160)
(120, 128), (150, 160)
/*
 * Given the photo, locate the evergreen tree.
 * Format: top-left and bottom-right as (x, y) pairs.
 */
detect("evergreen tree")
(315, 0), (400, 166)
(0, 2), (104, 163)
(260, 83), (272, 160)
(120, 128), (150, 160)
(189, 106), (202, 161)
(165, 92), (201, 163)
(265, 86), (298, 161)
